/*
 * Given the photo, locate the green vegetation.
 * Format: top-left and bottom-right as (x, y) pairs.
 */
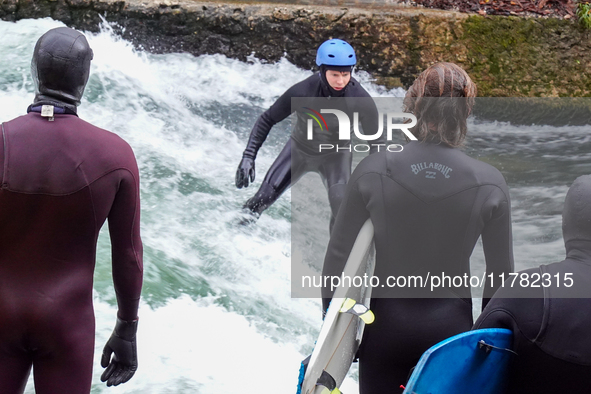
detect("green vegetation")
(577, 2), (591, 29)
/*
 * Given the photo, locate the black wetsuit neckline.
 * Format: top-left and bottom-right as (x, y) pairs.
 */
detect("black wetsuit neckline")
(28, 94), (79, 116)
(27, 104), (78, 116)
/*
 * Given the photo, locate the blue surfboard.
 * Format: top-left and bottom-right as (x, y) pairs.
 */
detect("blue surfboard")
(403, 328), (514, 394)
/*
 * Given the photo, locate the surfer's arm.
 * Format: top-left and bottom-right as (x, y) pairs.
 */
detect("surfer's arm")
(481, 185), (514, 309)
(108, 162), (144, 322)
(101, 151), (143, 387)
(474, 283), (521, 330)
(474, 277), (542, 325)
(242, 85), (299, 159)
(237, 85), (300, 188)
(474, 278), (543, 346)
(474, 308), (516, 331)
(321, 173), (371, 311)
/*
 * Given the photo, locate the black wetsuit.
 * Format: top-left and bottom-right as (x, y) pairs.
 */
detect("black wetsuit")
(0, 110), (143, 394)
(474, 175), (591, 394)
(322, 141), (514, 393)
(242, 73), (380, 229)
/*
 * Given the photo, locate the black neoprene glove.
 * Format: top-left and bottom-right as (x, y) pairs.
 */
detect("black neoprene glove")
(101, 317), (138, 387)
(235, 156), (255, 188)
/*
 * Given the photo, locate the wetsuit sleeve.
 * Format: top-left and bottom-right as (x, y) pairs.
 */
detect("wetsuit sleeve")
(474, 284), (523, 330)
(474, 308), (514, 329)
(481, 184), (514, 309)
(321, 171), (371, 312)
(474, 274), (543, 336)
(108, 155), (143, 322)
(242, 84), (300, 159)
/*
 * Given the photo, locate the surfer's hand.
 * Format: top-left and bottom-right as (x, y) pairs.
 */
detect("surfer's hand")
(236, 157), (255, 188)
(101, 318), (138, 387)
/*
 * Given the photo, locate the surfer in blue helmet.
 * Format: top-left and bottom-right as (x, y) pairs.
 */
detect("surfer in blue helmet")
(321, 62), (513, 393)
(0, 27), (142, 393)
(235, 38), (382, 230)
(475, 174), (591, 393)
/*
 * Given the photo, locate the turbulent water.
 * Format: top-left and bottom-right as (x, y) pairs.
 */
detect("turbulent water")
(0, 17), (589, 394)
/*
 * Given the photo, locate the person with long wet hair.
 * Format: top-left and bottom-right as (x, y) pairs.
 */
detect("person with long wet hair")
(475, 175), (591, 394)
(0, 27), (142, 393)
(321, 62), (513, 392)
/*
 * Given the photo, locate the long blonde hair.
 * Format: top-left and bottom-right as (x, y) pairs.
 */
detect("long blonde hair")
(403, 62), (477, 147)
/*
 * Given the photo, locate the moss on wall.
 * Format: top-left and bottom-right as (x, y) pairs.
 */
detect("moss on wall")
(461, 16), (591, 97)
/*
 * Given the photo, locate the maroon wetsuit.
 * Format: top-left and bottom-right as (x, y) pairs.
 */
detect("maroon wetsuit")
(0, 111), (143, 394)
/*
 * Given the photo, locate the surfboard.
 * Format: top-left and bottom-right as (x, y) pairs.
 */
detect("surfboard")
(402, 328), (514, 394)
(298, 218), (375, 394)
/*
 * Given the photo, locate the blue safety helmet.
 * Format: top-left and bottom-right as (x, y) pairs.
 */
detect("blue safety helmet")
(316, 39), (357, 67)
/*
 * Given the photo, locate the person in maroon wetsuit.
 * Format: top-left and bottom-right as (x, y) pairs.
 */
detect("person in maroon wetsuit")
(0, 27), (143, 393)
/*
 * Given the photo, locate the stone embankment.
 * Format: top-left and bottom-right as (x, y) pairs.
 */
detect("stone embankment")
(0, 0), (590, 98)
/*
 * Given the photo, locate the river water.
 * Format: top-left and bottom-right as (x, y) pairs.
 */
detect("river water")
(0, 17), (589, 394)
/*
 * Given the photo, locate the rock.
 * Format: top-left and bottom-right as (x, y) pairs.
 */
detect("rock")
(272, 7), (294, 21)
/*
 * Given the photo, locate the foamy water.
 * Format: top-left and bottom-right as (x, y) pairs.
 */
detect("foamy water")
(0, 17), (587, 393)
